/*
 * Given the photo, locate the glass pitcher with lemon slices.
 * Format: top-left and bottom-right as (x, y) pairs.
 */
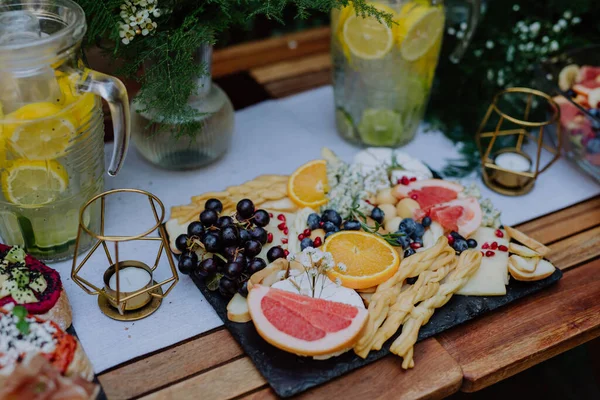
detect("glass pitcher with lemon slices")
(0, 0), (130, 262)
(332, 0), (480, 147)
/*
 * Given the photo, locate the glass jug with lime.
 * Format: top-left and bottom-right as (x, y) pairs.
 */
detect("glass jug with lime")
(0, 0), (130, 262)
(332, 0), (480, 147)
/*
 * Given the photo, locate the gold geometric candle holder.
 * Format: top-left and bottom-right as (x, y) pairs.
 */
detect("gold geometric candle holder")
(71, 188), (178, 321)
(476, 87), (561, 196)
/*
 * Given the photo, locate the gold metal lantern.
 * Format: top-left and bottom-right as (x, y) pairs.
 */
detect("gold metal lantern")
(71, 189), (178, 321)
(476, 87), (561, 196)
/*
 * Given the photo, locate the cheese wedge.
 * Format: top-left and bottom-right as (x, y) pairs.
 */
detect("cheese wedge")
(509, 259), (556, 281)
(457, 227), (509, 296)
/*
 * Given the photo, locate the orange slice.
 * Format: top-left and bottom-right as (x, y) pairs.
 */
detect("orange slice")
(288, 160), (328, 208)
(323, 231), (401, 289)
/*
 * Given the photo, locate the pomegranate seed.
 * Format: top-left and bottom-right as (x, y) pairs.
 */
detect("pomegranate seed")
(269, 213), (273, 218)
(495, 229), (504, 238)
(313, 237), (322, 247)
(491, 241), (498, 250)
(485, 250), (495, 257)
(283, 228), (289, 235)
(281, 238), (288, 244)
(319, 221), (324, 227)
(277, 214), (286, 222)
(284, 249), (290, 257)
(365, 199), (372, 205)
(410, 242), (422, 249)
(482, 242), (490, 249)
(267, 233), (273, 243)
(498, 245), (508, 252)
(446, 234), (455, 245)
(410, 194), (418, 200)
(401, 176), (410, 185)
(298, 233), (305, 240)
(303, 229), (311, 237)
(277, 222), (286, 230)
(410, 177), (417, 182)
(481, 251), (485, 257)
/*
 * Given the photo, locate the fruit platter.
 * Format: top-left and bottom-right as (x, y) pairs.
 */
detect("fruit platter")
(165, 148), (562, 397)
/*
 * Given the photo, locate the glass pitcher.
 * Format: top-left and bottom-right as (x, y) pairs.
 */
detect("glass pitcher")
(331, 0), (480, 147)
(0, 0), (130, 262)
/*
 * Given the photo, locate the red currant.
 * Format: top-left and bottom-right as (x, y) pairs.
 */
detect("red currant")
(303, 229), (311, 237)
(313, 237), (322, 247)
(298, 233), (305, 240)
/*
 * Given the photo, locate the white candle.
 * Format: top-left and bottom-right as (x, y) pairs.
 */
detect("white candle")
(109, 267), (151, 292)
(494, 152), (531, 172)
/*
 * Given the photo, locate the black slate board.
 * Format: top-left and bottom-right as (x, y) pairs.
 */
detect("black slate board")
(190, 268), (562, 397)
(67, 326), (107, 400)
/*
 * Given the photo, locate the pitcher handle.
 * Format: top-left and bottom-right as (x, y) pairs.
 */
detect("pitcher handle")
(76, 69), (130, 176)
(449, 0), (481, 64)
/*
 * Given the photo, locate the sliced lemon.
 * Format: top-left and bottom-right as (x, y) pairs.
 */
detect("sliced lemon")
(57, 75), (97, 126)
(1, 159), (69, 205)
(342, 4), (395, 60)
(5, 103), (76, 160)
(396, 4), (444, 62)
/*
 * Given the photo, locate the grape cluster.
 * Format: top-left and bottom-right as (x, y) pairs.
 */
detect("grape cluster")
(175, 198), (287, 298)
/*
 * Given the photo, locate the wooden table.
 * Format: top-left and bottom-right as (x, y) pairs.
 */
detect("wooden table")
(96, 28), (600, 399)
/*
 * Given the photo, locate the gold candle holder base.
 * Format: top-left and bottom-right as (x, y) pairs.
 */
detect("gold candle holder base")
(98, 284), (163, 321)
(482, 171), (535, 196)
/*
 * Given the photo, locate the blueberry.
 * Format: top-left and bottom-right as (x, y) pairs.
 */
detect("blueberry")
(370, 207), (385, 224)
(406, 277), (418, 285)
(221, 225), (239, 246)
(453, 239), (469, 253)
(217, 216), (234, 228)
(323, 221), (340, 233)
(239, 229), (251, 243)
(253, 209), (270, 227)
(205, 198), (223, 213)
(200, 209), (218, 227)
(395, 234), (410, 249)
(175, 234), (188, 252)
(450, 231), (464, 240)
(238, 281), (249, 297)
(187, 221), (204, 238)
(267, 246), (286, 263)
(586, 138), (600, 153)
(247, 257), (267, 274)
(565, 89), (576, 98)
(467, 238), (478, 248)
(421, 216), (432, 228)
(343, 220), (361, 231)
(404, 248), (416, 258)
(412, 237), (424, 246)
(307, 213), (322, 230)
(300, 237), (314, 250)
(321, 209), (342, 227)
(411, 223), (425, 239)
(250, 227), (268, 245)
(399, 218), (417, 235)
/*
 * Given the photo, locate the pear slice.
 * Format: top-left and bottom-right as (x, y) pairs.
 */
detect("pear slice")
(509, 259), (556, 281)
(509, 243), (542, 258)
(509, 254), (540, 273)
(505, 226), (551, 256)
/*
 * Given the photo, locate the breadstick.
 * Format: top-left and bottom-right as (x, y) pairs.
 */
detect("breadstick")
(354, 237), (455, 358)
(389, 249), (482, 368)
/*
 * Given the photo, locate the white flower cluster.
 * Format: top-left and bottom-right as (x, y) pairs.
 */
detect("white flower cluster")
(290, 247), (336, 273)
(118, 0), (161, 45)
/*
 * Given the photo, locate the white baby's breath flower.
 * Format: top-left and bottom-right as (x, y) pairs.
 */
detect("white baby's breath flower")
(487, 69), (494, 81)
(526, 42), (534, 51)
(542, 36), (549, 43)
(512, 4), (520, 11)
(540, 46), (548, 54)
(485, 40), (494, 49)
(553, 24), (561, 33)
(572, 17), (581, 24)
(474, 49), (483, 57)
(518, 43), (525, 51)
(447, 27), (456, 35)
(558, 18), (567, 27)
(334, 278), (342, 287)
(549, 41), (559, 52)
(460, 22), (467, 31)
(337, 262), (348, 273)
(456, 31), (465, 39)
(563, 10), (572, 19)
(529, 22), (540, 36)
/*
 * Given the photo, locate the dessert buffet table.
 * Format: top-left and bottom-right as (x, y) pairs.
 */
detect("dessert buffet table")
(83, 29), (600, 399)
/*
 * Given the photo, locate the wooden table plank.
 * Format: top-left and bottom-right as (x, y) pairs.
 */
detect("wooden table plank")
(515, 196), (600, 245)
(98, 329), (242, 399)
(242, 338), (462, 400)
(140, 357), (266, 400)
(438, 258), (600, 392)
(548, 225), (600, 271)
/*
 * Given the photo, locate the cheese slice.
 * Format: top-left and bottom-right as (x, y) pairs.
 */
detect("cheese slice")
(457, 227), (509, 296)
(257, 210), (296, 260)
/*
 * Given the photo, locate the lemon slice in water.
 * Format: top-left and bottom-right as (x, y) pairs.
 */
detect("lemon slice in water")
(342, 5), (395, 60)
(1, 159), (69, 205)
(5, 102), (76, 160)
(397, 4), (444, 62)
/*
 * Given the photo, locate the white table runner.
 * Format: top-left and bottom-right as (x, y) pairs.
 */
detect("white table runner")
(44, 85), (600, 373)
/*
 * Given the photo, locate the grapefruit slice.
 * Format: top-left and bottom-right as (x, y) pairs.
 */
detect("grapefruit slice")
(418, 197), (482, 238)
(247, 285), (368, 356)
(393, 179), (463, 209)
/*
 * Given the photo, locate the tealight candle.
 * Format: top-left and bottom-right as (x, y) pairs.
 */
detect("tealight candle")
(494, 152), (531, 172)
(109, 267), (152, 292)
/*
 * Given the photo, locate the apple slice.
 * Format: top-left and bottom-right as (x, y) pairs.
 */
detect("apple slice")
(227, 293), (251, 323)
(509, 259), (556, 281)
